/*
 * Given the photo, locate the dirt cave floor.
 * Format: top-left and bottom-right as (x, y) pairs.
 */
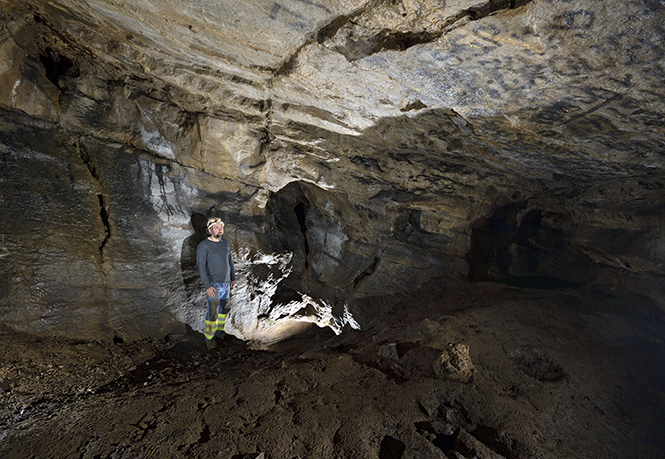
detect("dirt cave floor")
(1, 280), (664, 459)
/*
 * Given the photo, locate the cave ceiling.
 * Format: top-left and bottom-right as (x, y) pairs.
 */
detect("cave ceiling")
(0, 0), (664, 340)
(7, 0), (663, 167)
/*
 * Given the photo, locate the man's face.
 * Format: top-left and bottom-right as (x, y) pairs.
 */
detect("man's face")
(210, 223), (224, 238)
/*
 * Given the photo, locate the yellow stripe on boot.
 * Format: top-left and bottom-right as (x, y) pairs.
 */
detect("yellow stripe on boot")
(216, 313), (227, 332)
(204, 320), (216, 340)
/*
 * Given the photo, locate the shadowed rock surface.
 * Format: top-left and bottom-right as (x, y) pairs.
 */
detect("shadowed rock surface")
(0, 0), (664, 457)
(1, 0), (664, 340)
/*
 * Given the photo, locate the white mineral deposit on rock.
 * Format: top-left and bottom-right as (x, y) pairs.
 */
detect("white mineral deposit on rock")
(224, 249), (359, 345)
(139, 122), (176, 159)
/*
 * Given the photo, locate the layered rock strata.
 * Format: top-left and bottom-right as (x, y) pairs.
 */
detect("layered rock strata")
(0, 0), (663, 341)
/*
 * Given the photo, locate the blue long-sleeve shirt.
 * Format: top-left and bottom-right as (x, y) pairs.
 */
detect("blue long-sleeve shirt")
(196, 238), (236, 289)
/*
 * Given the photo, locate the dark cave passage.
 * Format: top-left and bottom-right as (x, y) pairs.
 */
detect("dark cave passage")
(466, 204), (592, 289)
(262, 181), (382, 309)
(293, 200), (310, 269)
(38, 47), (79, 90)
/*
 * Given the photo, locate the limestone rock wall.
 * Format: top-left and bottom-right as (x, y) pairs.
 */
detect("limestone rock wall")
(0, 0), (664, 341)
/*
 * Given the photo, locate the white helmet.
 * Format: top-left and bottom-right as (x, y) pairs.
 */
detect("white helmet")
(206, 217), (224, 233)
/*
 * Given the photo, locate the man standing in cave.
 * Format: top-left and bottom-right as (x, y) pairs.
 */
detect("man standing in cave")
(196, 217), (237, 350)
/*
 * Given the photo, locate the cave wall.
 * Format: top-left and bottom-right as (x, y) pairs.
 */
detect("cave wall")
(1, 0), (664, 341)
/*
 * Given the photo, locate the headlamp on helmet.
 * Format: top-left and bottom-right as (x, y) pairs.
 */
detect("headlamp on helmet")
(206, 218), (224, 233)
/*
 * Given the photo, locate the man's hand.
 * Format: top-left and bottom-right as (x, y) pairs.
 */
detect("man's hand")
(205, 286), (216, 298)
(230, 280), (237, 289)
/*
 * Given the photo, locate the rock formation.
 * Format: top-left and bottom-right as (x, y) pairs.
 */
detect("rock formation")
(434, 342), (475, 383)
(0, 0), (663, 343)
(1, 2), (665, 458)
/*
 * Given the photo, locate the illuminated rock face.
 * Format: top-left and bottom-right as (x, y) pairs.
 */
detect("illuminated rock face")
(0, 0), (664, 341)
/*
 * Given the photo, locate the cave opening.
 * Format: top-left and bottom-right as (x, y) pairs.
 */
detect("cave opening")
(263, 181), (366, 302)
(466, 204), (591, 290)
(293, 200), (310, 269)
(466, 202), (525, 281)
(38, 47), (79, 89)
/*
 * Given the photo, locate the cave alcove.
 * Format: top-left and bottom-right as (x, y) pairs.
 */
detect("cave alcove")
(467, 203), (594, 289)
(263, 181), (379, 317)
